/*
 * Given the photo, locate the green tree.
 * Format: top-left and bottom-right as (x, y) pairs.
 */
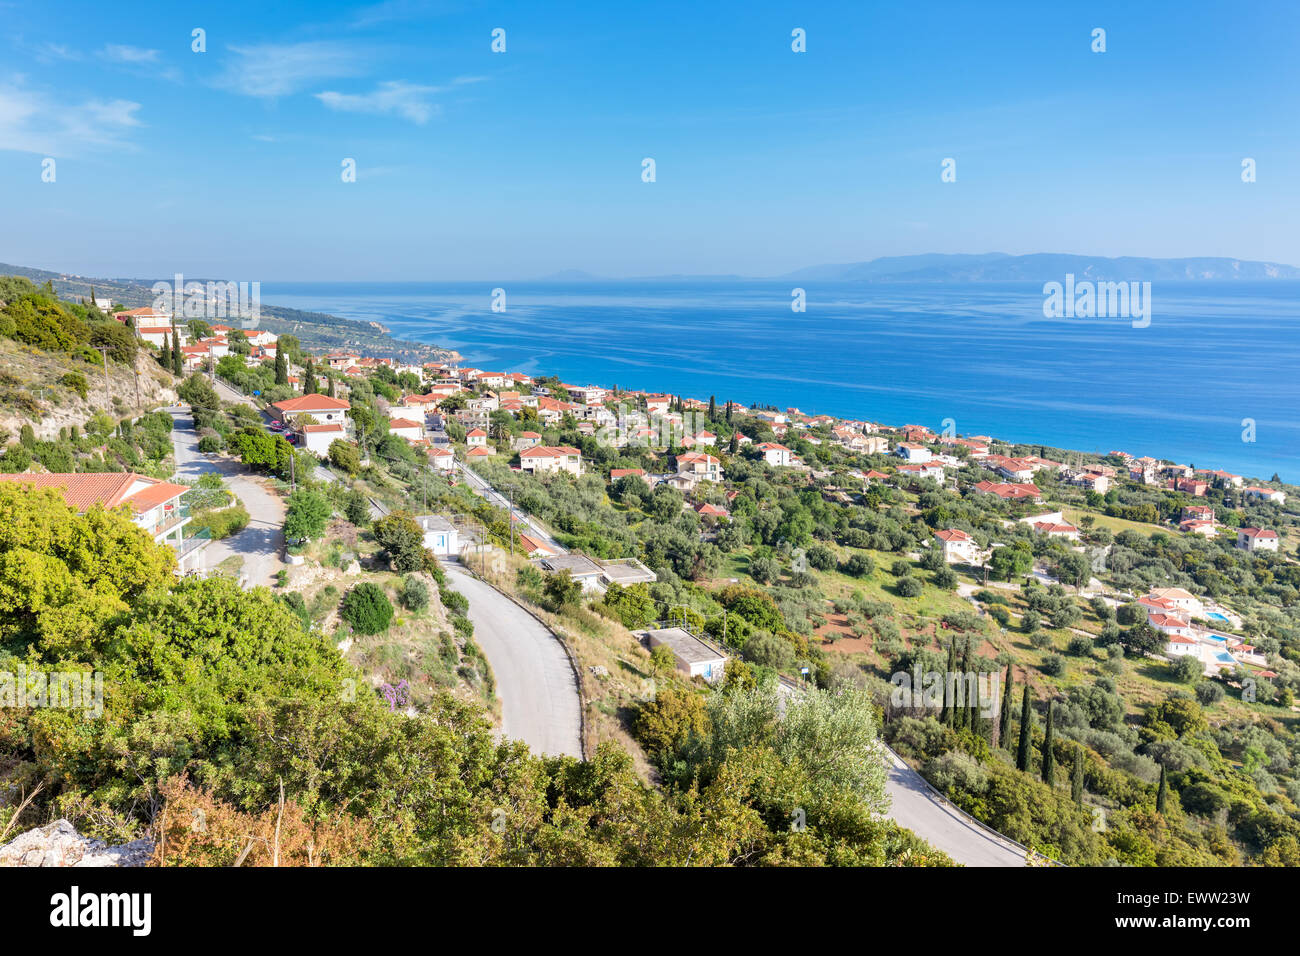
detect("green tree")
(344, 490), (370, 527)
(1041, 700), (1056, 786)
(284, 489), (332, 541)
(328, 439), (361, 476)
(340, 581), (393, 634)
(1016, 686), (1033, 772)
(999, 665), (1014, 748)
(1156, 764), (1168, 814)
(372, 510), (427, 573)
(543, 570), (583, 611)
(1071, 746), (1084, 804)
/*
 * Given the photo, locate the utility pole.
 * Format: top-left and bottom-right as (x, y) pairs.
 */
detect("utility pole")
(95, 346), (112, 405)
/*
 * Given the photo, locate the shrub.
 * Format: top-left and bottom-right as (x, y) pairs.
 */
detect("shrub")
(340, 582), (394, 634)
(1171, 654), (1203, 684)
(400, 575), (429, 611)
(284, 488), (332, 541)
(344, 490), (370, 527)
(1195, 680), (1225, 706)
(59, 371), (89, 399)
(896, 576), (923, 598)
(1041, 654), (1066, 676)
(197, 505), (250, 540)
(1066, 636), (1093, 657)
(840, 553), (874, 578)
(1029, 630), (1054, 650)
(440, 587), (469, 616)
(373, 510), (426, 573)
(197, 434), (223, 453)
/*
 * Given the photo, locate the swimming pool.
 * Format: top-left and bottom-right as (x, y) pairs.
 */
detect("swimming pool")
(1207, 612), (1230, 623)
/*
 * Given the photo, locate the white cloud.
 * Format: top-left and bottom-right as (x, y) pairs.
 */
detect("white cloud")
(315, 80), (442, 124)
(213, 41), (365, 98)
(0, 85), (142, 156)
(102, 44), (160, 64)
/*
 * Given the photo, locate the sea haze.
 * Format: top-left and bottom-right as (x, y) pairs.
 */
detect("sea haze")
(260, 280), (1300, 483)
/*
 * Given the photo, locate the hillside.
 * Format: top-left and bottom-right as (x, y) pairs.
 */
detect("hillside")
(781, 253), (1300, 282)
(0, 262), (460, 365)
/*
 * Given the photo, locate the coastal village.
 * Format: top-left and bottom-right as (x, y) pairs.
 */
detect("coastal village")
(3, 278), (1300, 869)
(89, 304), (1295, 689)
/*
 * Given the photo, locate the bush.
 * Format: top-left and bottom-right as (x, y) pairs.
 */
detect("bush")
(328, 439), (362, 475)
(1066, 636), (1093, 657)
(340, 582), (394, 635)
(1041, 654), (1066, 676)
(284, 488), (332, 541)
(1195, 680), (1225, 706)
(896, 576), (923, 598)
(197, 434), (223, 453)
(400, 575), (429, 611)
(60, 371), (89, 399)
(840, 553), (874, 577)
(344, 490), (370, 527)
(195, 504), (250, 540)
(1171, 654), (1203, 684)
(373, 510), (426, 573)
(440, 587), (469, 616)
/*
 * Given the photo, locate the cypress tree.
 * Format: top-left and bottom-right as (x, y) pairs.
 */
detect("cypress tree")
(1041, 700), (1056, 786)
(999, 665), (1014, 748)
(729, 433), (738, 455)
(941, 640), (957, 727)
(1016, 687), (1032, 772)
(1156, 765), (1168, 814)
(172, 331), (183, 374)
(1071, 747), (1084, 804)
(327, 374), (336, 398)
(709, 395), (717, 421)
(304, 359), (317, 395)
(275, 349), (288, 386)
(725, 401), (732, 424)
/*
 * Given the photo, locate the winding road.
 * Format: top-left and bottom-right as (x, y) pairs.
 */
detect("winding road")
(883, 748), (1026, 866)
(443, 560), (583, 757)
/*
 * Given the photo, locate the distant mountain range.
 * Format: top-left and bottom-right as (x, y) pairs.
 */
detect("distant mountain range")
(536, 253), (1300, 283)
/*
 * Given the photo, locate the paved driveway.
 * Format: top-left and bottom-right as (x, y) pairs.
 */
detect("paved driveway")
(168, 406), (286, 588)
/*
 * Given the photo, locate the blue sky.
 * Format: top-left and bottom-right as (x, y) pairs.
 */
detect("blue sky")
(2, 0), (1298, 280)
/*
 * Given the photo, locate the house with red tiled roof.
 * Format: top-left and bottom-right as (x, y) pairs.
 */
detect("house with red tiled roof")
(610, 468), (647, 483)
(674, 451), (722, 487)
(427, 446), (456, 471)
(520, 445), (582, 475)
(0, 471), (203, 570)
(1237, 527), (1279, 552)
(464, 427), (489, 449)
(755, 442), (799, 467)
(934, 528), (978, 564)
(512, 431), (543, 452)
(466, 445), (495, 458)
(972, 480), (1042, 502)
(694, 502), (730, 519)
(270, 394), (350, 424)
(388, 417), (424, 442)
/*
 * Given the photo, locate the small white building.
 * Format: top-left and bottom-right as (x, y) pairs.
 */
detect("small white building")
(388, 417), (425, 442)
(427, 446), (457, 471)
(414, 515), (459, 556)
(934, 528), (978, 564)
(300, 422), (347, 456)
(643, 627), (728, 683)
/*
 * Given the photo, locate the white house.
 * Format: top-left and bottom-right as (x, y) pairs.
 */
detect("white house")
(414, 515), (459, 556)
(1237, 527), (1280, 552)
(934, 528), (978, 564)
(388, 417), (425, 442)
(465, 427), (489, 448)
(755, 442), (798, 467)
(300, 422), (346, 456)
(896, 442), (932, 463)
(644, 627), (727, 683)
(520, 445), (583, 476)
(270, 394), (351, 424)
(1243, 486), (1286, 505)
(427, 446), (457, 471)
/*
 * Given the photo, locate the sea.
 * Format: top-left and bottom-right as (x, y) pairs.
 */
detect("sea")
(259, 280), (1300, 484)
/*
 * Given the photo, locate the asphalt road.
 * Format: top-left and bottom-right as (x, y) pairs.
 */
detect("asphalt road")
(883, 747), (1027, 866)
(454, 461), (567, 555)
(443, 560), (582, 758)
(167, 406), (286, 588)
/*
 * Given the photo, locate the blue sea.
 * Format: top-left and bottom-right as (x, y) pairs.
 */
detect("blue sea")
(260, 280), (1300, 483)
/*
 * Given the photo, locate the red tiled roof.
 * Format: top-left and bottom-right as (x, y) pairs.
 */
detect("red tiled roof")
(272, 394), (351, 412)
(388, 418), (423, 430)
(0, 472), (188, 513)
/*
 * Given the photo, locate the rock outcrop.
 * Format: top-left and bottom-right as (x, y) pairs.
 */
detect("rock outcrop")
(0, 819), (154, 867)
